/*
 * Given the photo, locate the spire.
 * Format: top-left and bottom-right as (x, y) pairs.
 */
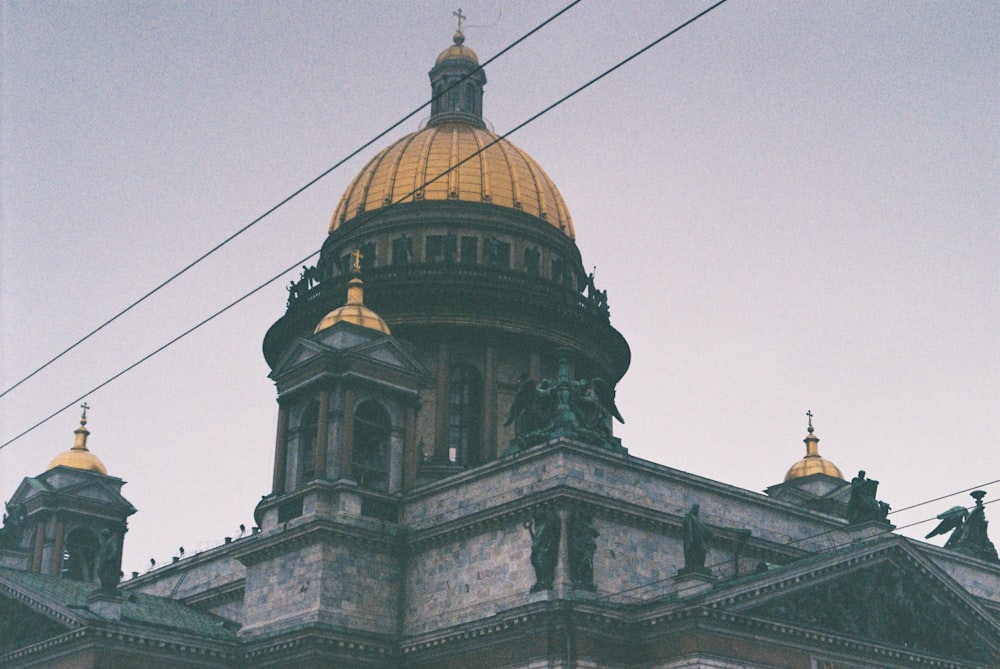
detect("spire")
(73, 402), (91, 451)
(428, 16), (487, 128)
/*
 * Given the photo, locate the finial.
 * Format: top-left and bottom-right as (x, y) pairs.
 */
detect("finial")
(80, 402), (90, 425)
(351, 248), (364, 276)
(73, 404), (91, 451)
(453, 8), (467, 33)
(806, 409), (814, 434)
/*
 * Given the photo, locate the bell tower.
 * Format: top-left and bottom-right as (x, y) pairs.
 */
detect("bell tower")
(0, 407), (134, 584)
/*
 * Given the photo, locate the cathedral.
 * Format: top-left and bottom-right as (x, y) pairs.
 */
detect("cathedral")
(2, 29), (999, 669)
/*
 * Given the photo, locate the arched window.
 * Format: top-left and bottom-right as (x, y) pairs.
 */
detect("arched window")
(449, 364), (483, 467)
(63, 528), (99, 582)
(353, 401), (390, 490)
(299, 401), (319, 483)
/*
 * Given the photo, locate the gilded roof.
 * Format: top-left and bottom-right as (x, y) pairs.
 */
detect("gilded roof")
(47, 414), (107, 475)
(329, 122), (575, 238)
(315, 276), (391, 335)
(783, 426), (844, 481)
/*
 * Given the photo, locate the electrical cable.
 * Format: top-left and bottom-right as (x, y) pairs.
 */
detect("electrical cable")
(0, 0), (585, 401)
(0, 251), (318, 451)
(0, 0), (730, 449)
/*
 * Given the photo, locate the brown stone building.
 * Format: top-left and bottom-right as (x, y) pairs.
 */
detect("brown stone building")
(2, 31), (999, 669)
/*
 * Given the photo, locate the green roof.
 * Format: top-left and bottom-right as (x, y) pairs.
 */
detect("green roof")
(0, 566), (238, 642)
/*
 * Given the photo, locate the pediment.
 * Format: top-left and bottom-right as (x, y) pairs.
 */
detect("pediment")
(0, 569), (83, 654)
(346, 337), (429, 376)
(271, 339), (327, 376)
(711, 538), (1000, 664)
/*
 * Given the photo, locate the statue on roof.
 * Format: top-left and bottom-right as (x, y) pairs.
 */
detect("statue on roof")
(846, 470), (891, 524)
(567, 509), (599, 590)
(96, 529), (122, 591)
(925, 491), (999, 563)
(680, 503), (713, 574)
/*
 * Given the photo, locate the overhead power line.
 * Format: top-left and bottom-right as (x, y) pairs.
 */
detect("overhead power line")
(0, 0), (732, 450)
(0, 0), (585, 402)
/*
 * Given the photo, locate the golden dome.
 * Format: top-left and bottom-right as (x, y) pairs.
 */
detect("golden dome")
(315, 255), (391, 335)
(47, 409), (108, 475)
(435, 30), (478, 66)
(783, 417), (843, 481)
(330, 122), (574, 238)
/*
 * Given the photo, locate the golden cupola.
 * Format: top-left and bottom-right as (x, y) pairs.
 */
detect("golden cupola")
(329, 29), (574, 238)
(46, 405), (108, 475)
(783, 412), (844, 481)
(315, 250), (391, 335)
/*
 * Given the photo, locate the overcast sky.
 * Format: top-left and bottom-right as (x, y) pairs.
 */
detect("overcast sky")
(2, 1), (997, 576)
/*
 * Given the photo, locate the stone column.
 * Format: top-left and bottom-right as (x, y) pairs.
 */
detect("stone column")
(340, 389), (356, 480)
(31, 522), (46, 573)
(483, 345), (498, 460)
(403, 405), (417, 491)
(272, 404), (290, 494)
(434, 343), (450, 461)
(554, 508), (571, 597)
(315, 389), (330, 479)
(50, 518), (64, 576)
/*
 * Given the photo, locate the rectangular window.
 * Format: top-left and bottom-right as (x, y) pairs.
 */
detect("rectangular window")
(485, 239), (511, 268)
(524, 247), (540, 275)
(427, 235), (457, 263)
(392, 237), (412, 265)
(461, 236), (478, 264)
(551, 255), (566, 284)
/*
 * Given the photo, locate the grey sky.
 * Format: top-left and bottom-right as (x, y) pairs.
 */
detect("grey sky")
(2, 1), (997, 575)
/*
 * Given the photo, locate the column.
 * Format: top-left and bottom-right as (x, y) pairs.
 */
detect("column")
(483, 345), (498, 460)
(434, 343), (450, 461)
(340, 389), (356, 480)
(554, 508), (570, 597)
(272, 404), (290, 494)
(50, 518), (65, 576)
(403, 405), (417, 491)
(315, 389), (330, 479)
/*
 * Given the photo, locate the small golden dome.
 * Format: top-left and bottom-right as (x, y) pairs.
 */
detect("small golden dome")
(47, 407), (108, 475)
(435, 30), (479, 66)
(330, 123), (574, 237)
(315, 253), (391, 335)
(783, 414), (843, 481)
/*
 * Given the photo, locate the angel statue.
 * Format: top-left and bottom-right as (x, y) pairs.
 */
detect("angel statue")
(572, 377), (624, 433)
(505, 374), (555, 436)
(926, 491), (999, 563)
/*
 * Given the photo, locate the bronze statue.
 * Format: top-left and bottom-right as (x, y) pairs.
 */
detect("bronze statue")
(567, 510), (599, 590)
(846, 470), (890, 524)
(681, 503), (713, 573)
(96, 529), (121, 591)
(525, 507), (560, 592)
(926, 491), (999, 563)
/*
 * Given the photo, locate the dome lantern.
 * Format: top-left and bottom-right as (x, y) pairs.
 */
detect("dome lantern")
(428, 14), (487, 128)
(314, 249), (391, 335)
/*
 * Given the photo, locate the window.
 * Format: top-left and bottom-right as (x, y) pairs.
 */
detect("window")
(449, 364), (483, 467)
(392, 236), (412, 265)
(353, 401), (390, 490)
(484, 238), (511, 268)
(461, 236), (478, 264)
(427, 235), (457, 263)
(63, 528), (98, 582)
(552, 255), (567, 285)
(465, 82), (476, 114)
(524, 247), (540, 276)
(299, 401), (319, 483)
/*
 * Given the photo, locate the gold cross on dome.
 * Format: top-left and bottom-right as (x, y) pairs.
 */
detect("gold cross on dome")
(806, 409), (814, 431)
(351, 249), (364, 274)
(80, 402), (90, 419)
(453, 8), (467, 32)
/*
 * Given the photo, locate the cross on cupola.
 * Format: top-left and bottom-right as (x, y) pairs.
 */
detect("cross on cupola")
(453, 8), (466, 32)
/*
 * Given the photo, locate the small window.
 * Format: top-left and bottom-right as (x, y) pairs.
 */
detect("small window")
(449, 365), (483, 467)
(524, 247), (540, 276)
(552, 255), (567, 285)
(484, 239), (511, 268)
(461, 236), (478, 264)
(392, 237), (412, 265)
(353, 401), (390, 491)
(427, 235), (457, 263)
(299, 401), (319, 482)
